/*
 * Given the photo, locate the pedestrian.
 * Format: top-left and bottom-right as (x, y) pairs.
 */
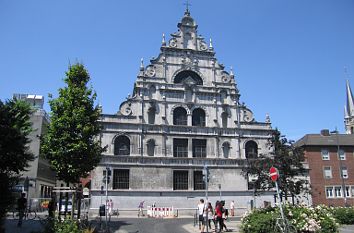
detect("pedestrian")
(17, 192), (27, 227)
(197, 199), (205, 230)
(207, 202), (215, 230)
(230, 200), (235, 216)
(221, 201), (230, 232)
(138, 200), (145, 217)
(48, 195), (56, 219)
(215, 201), (223, 233)
(107, 199), (114, 221)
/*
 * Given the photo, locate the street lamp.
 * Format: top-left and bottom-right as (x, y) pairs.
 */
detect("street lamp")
(331, 128), (348, 206)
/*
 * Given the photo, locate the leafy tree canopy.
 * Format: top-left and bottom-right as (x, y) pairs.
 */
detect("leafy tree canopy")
(41, 63), (106, 184)
(0, 99), (34, 175)
(243, 129), (307, 198)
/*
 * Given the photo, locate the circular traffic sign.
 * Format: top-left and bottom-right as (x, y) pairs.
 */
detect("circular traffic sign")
(269, 166), (278, 181)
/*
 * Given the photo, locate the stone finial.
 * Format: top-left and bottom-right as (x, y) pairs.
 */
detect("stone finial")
(140, 58), (144, 71)
(265, 113), (271, 123)
(162, 33), (166, 46)
(230, 66), (234, 77)
(209, 38), (214, 50)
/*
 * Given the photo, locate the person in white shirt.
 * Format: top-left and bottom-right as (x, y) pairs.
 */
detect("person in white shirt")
(197, 199), (205, 230)
(230, 200), (235, 216)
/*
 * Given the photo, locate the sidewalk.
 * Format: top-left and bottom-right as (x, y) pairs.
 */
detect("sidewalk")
(182, 219), (240, 233)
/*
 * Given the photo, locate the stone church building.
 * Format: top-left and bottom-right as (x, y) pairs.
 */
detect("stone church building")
(90, 9), (275, 212)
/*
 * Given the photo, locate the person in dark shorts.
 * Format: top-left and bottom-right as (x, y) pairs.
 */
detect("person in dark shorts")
(17, 193), (27, 227)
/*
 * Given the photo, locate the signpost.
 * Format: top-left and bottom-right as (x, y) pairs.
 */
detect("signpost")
(269, 167), (285, 223)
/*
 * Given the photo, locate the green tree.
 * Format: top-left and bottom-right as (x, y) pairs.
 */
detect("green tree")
(41, 63), (106, 184)
(0, 99), (33, 233)
(243, 129), (307, 200)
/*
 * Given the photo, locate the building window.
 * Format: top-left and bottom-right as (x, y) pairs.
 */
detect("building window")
(192, 139), (206, 158)
(114, 135), (130, 155)
(173, 139), (188, 157)
(351, 186), (354, 197)
(113, 169), (129, 189)
(345, 186), (350, 197)
(326, 187), (334, 198)
(147, 139), (155, 156)
(173, 170), (188, 190)
(245, 141), (258, 159)
(221, 112), (228, 128)
(339, 149), (346, 160)
(193, 171), (205, 190)
(323, 166), (332, 179)
(222, 142), (230, 158)
(192, 108), (206, 127)
(335, 186), (342, 197)
(341, 167), (348, 179)
(148, 107), (156, 124)
(321, 149), (330, 160)
(173, 107), (187, 125)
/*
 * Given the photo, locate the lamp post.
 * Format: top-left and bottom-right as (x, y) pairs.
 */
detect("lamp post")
(331, 128), (347, 206)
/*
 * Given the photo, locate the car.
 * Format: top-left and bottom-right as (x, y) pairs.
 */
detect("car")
(57, 199), (72, 213)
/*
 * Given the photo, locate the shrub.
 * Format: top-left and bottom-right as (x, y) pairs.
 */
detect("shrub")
(240, 204), (339, 233)
(330, 206), (354, 225)
(54, 219), (81, 233)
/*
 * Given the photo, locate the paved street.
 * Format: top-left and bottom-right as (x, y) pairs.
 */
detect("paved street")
(4, 217), (354, 233)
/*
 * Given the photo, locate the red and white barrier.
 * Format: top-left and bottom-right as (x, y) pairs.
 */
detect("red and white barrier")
(147, 206), (174, 218)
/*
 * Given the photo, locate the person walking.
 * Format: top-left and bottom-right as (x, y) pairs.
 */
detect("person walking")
(230, 200), (235, 217)
(138, 200), (145, 217)
(221, 201), (230, 232)
(48, 195), (56, 219)
(17, 193), (27, 227)
(207, 202), (215, 230)
(197, 199), (205, 231)
(215, 201), (223, 233)
(107, 199), (114, 221)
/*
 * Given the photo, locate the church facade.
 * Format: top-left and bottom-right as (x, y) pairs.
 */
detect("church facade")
(90, 9), (274, 212)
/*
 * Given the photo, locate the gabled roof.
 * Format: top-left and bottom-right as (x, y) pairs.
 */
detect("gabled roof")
(295, 133), (354, 147)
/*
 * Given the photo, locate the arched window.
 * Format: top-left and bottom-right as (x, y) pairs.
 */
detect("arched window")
(148, 107), (156, 124)
(222, 142), (230, 158)
(114, 135), (130, 155)
(147, 139), (155, 156)
(245, 141), (258, 159)
(173, 107), (187, 125)
(174, 70), (203, 85)
(192, 108), (206, 127)
(221, 112), (228, 128)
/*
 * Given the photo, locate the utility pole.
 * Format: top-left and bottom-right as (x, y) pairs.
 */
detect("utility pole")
(331, 128), (347, 206)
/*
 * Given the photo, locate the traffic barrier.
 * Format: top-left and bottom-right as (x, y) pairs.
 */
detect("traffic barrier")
(147, 206), (175, 218)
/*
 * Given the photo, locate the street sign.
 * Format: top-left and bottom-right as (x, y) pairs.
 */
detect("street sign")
(269, 166), (279, 182)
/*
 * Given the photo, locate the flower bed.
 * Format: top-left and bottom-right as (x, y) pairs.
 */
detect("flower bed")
(240, 204), (339, 233)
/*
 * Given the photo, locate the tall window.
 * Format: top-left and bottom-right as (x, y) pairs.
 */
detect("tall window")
(323, 166), (332, 179)
(222, 142), (230, 158)
(192, 108), (206, 126)
(345, 186), (350, 197)
(173, 170), (188, 190)
(335, 186), (342, 197)
(245, 141), (258, 159)
(173, 107), (187, 125)
(147, 139), (155, 156)
(113, 169), (129, 189)
(341, 167), (348, 179)
(114, 135), (130, 155)
(193, 139), (206, 158)
(339, 149), (346, 160)
(321, 149), (330, 160)
(173, 139), (188, 157)
(221, 112), (228, 128)
(326, 187), (334, 198)
(194, 171), (205, 190)
(148, 107), (156, 124)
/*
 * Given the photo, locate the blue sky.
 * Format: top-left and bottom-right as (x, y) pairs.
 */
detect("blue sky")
(0, 0), (353, 140)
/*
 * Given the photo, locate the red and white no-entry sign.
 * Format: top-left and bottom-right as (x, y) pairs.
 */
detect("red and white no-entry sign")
(269, 166), (279, 181)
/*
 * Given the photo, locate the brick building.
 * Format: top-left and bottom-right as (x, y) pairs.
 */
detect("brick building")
(295, 81), (354, 206)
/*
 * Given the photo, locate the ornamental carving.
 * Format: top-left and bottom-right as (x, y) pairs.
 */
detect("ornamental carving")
(145, 65), (156, 77)
(169, 38), (177, 47)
